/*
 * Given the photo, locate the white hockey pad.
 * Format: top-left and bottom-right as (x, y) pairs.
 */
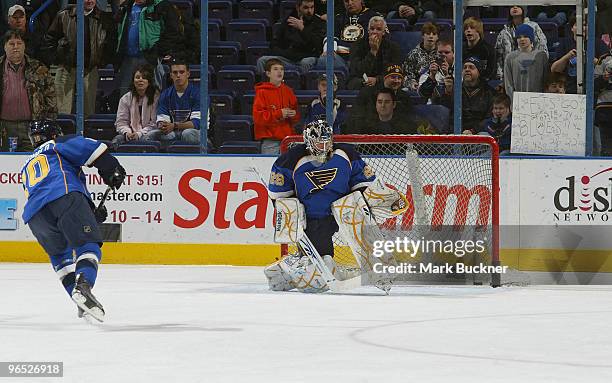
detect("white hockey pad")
(332, 191), (397, 292)
(264, 254), (301, 291)
(362, 178), (409, 222)
(273, 198), (306, 244)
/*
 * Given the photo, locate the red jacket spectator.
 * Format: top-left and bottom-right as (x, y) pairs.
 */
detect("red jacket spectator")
(253, 82), (300, 140)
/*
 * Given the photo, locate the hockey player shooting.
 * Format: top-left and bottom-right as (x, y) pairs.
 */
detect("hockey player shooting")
(20, 120), (126, 322)
(264, 120), (408, 293)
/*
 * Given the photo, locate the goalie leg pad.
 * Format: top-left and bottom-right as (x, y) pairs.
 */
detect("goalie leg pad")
(292, 256), (330, 293)
(332, 191), (398, 291)
(274, 198), (306, 244)
(264, 254), (301, 291)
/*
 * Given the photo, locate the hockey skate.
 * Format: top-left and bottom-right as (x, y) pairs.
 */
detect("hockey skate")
(72, 273), (105, 323)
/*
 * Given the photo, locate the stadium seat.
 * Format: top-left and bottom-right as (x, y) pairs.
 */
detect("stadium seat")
(209, 41), (241, 71)
(387, 19), (409, 33)
(413, 104), (451, 133)
(84, 119), (117, 141)
(227, 19), (269, 43)
(238, 0), (274, 21)
(389, 31), (422, 58)
(208, 0), (233, 25)
(465, 7), (480, 19)
(217, 65), (257, 94)
(116, 141), (161, 153)
(279, 0), (296, 21)
(97, 65), (116, 99)
(87, 113), (116, 121)
(283, 68), (301, 90)
(56, 114), (76, 135)
(215, 115), (254, 147)
(188, 65), (201, 84)
(537, 21), (559, 46)
(209, 91), (235, 115)
(218, 140), (261, 154)
(295, 90), (319, 120)
(165, 143), (202, 153)
(240, 91), (256, 115)
(337, 90), (359, 114)
(245, 41), (271, 66)
(483, 20), (506, 33)
(208, 19), (222, 42)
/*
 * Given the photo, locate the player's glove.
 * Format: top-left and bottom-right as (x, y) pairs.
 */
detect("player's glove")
(99, 165), (126, 190)
(93, 205), (108, 224)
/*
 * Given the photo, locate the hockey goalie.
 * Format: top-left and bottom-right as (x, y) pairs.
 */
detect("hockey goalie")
(264, 120), (408, 293)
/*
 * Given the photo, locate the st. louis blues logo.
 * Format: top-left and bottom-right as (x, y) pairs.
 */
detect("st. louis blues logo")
(305, 168), (337, 193)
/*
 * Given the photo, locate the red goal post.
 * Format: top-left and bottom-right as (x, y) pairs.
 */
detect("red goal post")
(279, 134), (501, 287)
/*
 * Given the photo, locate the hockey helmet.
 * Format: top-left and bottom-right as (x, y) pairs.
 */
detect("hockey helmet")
(303, 120), (333, 162)
(28, 120), (63, 148)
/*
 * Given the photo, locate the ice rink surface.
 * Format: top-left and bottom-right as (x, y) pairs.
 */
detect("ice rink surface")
(1, 264), (612, 383)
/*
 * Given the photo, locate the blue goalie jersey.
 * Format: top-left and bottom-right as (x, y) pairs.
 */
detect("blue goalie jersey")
(21, 135), (108, 223)
(268, 143), (375, 219)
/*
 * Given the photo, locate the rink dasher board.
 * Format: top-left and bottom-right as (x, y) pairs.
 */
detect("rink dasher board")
(2, 154), (612, 273)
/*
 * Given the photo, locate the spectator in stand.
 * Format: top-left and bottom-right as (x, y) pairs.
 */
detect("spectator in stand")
(6, 5), (45, 62)
(551, 15), (609, 94)
(503, 24), (549, 102)
(441, 56), (495, 133)
(465, 93), (512, 154)
(0, 29), (56, 152)
(348, 64), (413, 131)
(418, 39), (454, 104)
(463, 17), (496, 81)
(354, 88), (418, 134)
(402, 22), (439, 91)
(495, 5), (548, 81)
(347, 16), (401, 90)
(41, 0), (115, 116)
(377, 1), (420, 25)
(316, 0), (379, 71)
(114, 0), (184, 96)
(304, 73), (348, 134)
(112, 64), (159, 150)
(253, 58), (300, 155)
(148, 59), (200, 145)
(256, 0), (326, 75)
(544, 72), (567, 94)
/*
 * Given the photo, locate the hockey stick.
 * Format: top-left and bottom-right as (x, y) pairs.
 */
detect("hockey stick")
(247, 166), (359, 293)
(96, 185), (112, 212)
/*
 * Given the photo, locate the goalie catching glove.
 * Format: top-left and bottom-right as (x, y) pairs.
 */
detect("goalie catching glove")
(362, 178), (409, 222)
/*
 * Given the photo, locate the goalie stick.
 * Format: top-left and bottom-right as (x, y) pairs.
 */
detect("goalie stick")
(248, 166), (362, 293)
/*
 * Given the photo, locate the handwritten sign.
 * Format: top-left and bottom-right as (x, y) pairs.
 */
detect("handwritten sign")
(511, 92), (587, 156)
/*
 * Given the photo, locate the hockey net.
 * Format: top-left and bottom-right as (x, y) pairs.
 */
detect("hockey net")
(280, 134), (504, 287)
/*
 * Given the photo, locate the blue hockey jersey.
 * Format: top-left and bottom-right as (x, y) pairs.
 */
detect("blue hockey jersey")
(21, 135), (108, 223)
(268, 143), (375, 219)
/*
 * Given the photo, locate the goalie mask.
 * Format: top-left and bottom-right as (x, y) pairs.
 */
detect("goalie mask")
(303, 120), (333, 162)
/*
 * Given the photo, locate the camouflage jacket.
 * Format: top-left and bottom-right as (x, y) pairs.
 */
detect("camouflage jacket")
(0, 54), (58, 120)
